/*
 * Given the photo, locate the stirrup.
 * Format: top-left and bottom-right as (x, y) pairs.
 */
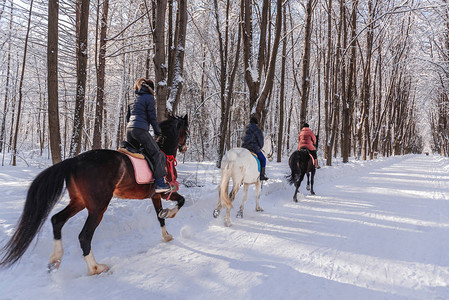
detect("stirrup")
(155, 185), (172, 193)
(260, 175), (269, 181)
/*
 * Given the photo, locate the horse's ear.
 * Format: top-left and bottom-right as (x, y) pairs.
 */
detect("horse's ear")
(183, 114), (188, 124)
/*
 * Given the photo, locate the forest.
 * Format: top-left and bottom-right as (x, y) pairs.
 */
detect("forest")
(0, 0), (448, 167)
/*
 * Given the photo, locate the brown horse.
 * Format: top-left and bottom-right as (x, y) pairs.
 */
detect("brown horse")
(0, 115), (188, 275)
(287, 148), (316, 202)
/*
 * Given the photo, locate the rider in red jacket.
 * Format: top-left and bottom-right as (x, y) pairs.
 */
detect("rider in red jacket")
(297, 123), (320, 169)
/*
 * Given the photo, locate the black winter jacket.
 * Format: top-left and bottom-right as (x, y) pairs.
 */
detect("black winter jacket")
(242, 123), (264, 153)
(126, 85), (161, 135)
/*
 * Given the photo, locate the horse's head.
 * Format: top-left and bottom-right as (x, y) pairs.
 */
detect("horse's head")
(262, 135), (274, 162)
(158, 114), (189, 156)
(176, 114), (189, 154)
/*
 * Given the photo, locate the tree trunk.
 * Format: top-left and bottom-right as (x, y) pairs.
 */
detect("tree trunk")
(253, 0), (283, 123)
(153, 0), (168, 122)
(70, 0), (91, 156)
(167, 0), (187, 115)
(361, 0), (374, 160)
(34, 57), (45, 156)
(12, 0), (34, 166)
(277, 2), (287, 163)
(93, 0), (109, 149)
(299, 0), (314, 126)
(241, 0), (260, 110)
(324, 0), (332, 166)
(216, 0), (241, 167)
(0, 1), (13, 154)
(343, 0), (357, 163)
(338, 0), (347, 160)
(111, 54), (128, 150)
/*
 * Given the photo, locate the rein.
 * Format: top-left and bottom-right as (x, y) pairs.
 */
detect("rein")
(268, 138), (274, 159)
(158, 116), (188, 199)
(164, 153), (179, 200)
(263, 137), (274, 160)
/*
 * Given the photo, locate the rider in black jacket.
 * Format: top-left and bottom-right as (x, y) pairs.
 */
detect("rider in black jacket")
(126, 78), (171, 193)
(242, 116), (268, 181)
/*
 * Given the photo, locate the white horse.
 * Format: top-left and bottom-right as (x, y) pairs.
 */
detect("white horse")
(213, 136), (273, 227)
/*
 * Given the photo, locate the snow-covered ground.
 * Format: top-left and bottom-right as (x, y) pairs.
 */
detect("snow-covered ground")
(0, 154), (448, 299)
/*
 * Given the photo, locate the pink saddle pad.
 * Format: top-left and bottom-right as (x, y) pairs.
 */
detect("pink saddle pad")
(125, 154), (153, 184)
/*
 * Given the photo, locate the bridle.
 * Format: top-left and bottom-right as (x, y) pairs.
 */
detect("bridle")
(263, 136), (274, 160)
(178, 124), (189, 153)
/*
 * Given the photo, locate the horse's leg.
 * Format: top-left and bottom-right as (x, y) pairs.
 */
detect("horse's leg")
(310, 169), (315, 195)
(151, 194), (173, 242)
(159, 192), (185, 219)
(294, 173), (305, 202)
(255, 180), (263, 212)
(293, 181), (300, 202)
(213, 191), (222, 218)
(229, 181), (241, 202)
(225, 179), (242, 227)
(79, 209), (109, 275)
(48, 199), (85, 271)
(306, 173), (311, 191)
(236, 184), (250, 218)
(215, 167), (231, 219)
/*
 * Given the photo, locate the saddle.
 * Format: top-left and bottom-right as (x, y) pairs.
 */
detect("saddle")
(118, 141), (154, 184)
(250, 152), (261, 172)
(118, 142), (179, 194)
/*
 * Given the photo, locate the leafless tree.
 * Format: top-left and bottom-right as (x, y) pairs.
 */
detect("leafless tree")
(277, 2), (287, 163)
(214, 0), (241, 167)
(47, 0), (62, 164)
(92, 0), (109, 149)
(12, 0), (34, 166)
(241, 0), (283, 124)
(69, 0), (91, 156)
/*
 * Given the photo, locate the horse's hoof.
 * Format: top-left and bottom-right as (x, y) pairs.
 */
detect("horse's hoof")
(164, 207), (179, 219)
(256, 207), (264, 212)
(158, 208), (169, 219)
(293, 197), (298, 202)
(88, 264), (110, 276)
(306, 185), (310, 191)
(162, 233), (173, 242)
(311, 191), (315, 195)
(225, 220), (232, 227)
(47, 260), (61, 273)
(236, 211), (243, 218)
(213, 209), (220, 218)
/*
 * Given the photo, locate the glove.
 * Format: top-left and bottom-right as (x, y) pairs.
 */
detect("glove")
(154, 133), (164, 144)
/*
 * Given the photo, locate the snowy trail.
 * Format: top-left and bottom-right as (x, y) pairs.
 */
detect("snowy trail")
(0, 154), (448, 299)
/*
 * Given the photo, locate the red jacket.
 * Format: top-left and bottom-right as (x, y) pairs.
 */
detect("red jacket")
(298, 127), (316, 151)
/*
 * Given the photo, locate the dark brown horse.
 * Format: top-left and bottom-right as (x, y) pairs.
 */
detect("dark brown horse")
(0, 115), (188, 275)
(287, 148), (316, 202)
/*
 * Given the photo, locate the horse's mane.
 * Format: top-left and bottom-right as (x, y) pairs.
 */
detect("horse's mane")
(159, 116), (179, 135)
(158, 115), (187, 155)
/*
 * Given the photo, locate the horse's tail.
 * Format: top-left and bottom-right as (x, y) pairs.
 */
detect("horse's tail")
(0, 158), (73, 267)
(287, 150), (305, 185)
(286, 150), (310, 184)
(219, 155), (233, 209)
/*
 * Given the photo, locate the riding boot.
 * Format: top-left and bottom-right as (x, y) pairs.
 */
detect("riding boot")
(155, 177), (171, 193)
(260, 167), (269, 181)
